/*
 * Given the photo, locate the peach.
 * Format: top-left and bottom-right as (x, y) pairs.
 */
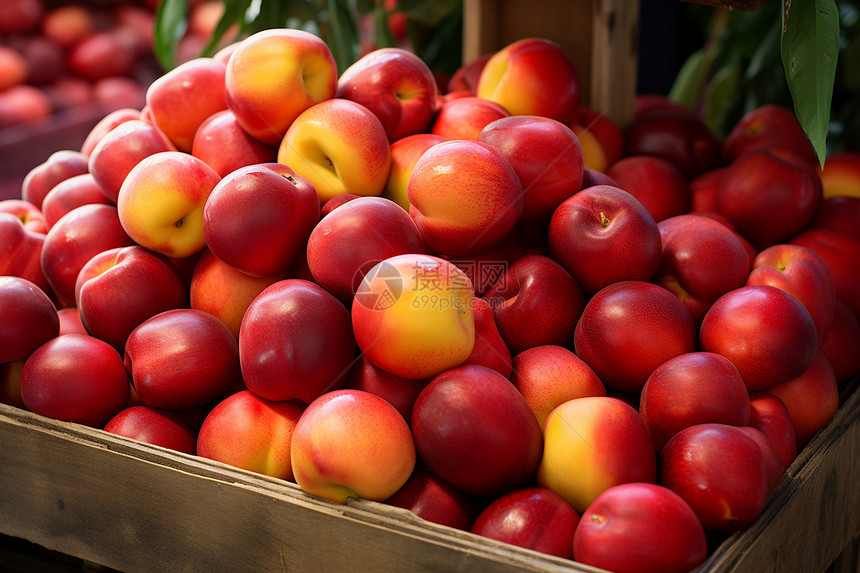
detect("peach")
(145, 57), (229, 152)
(278, 98), (392, 204)
(305, 196), (424, 304)
(536, 396), (657, 513)
(41, 174), (111, 229)
(117, 151), (221, 258)
(510, 344), (606, 426)
(203, 163), (320, 278)
(478, 115), (584, 223)
(716, 146), (821, 249)
(382, 133), (445, 210)
(431, 96), (510, 141)
(291, 389), (416, 503)
(189, 249), (286, 339)
(197, 390), (305, 480)
(766, 350), (840, 448)
(190, 109), (278, 177)
(408, 139), (524, 256)
(476, 37), (580, 122)
(104, 405), (198, 455)
(821, 300), (860, 383)
(0, 85), (52, 129)
(67, 31), (136, 80)
(336, 47), (438, 142)
(22, 150), (90, 210)
(818, 151), (860, 199)
(79, 108), (141, 156)
(722, 104), (818, 167)
(88, 119), (177, 204)
(40, 204), (134, 307)
(747, 244), (836, 345)
(574, 281), (697, 394)
(639, 351), (751, 452)
(700, 285), (818, 392)
(608, 155), (690, 222)
(225, 28), (338, 145)
(0, 46), (28, 91)
(411, 364), (543, 497)
(351, 254), (476, 380)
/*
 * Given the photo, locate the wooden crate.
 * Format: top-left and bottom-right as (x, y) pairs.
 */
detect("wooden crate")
(0, 379), (857, 573)
(462, 0), (640, 128)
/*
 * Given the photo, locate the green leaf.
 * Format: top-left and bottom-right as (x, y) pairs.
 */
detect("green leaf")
(326, 0), (360, 73)
(198, 0), (253, 58)
(703, 63), (742, 136)
(154, 0), (190, 71)
(669, 49), (707, 110)
(373, 2), (397, 49)
(781, 0), (840, 167)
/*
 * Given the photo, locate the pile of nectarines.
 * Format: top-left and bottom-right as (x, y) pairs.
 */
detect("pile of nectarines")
(0, 0), (228, 130)
(2, 27), (860, 573)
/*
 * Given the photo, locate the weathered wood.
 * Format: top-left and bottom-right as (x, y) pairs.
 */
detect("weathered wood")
(462, 0), (638, 128)
(0, 380), (857, 572)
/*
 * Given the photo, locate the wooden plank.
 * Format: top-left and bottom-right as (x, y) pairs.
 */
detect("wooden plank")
(697, 381), (860, 572)
(0, 403), (600, 573)
(0, 381), (857, 573)
(461, 0), (637, 127)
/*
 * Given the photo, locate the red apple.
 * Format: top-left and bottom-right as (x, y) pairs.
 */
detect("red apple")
(125, 309), (240, 410)
(239, 279), (355, 404)
(21, 334), (130, 427)
(639, 351), (750, 452)
(0, 276), (59, 364)
(411, 364), (543, 497)
(700, 285), (819, 391)
(104, 405), (198, 454)
(574, 280), (696, 394)
(75, 246), (189, 352)
(548, 185), (662, 295)
(483, 253), (584, 354)
(573, 483), (708, 573)
(607, 155), (690, 222)
(203, 163), (319, 278)
(471, 487), (579, 560)
(689, 167), (725, 213)
(478, 115), (584, 223)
